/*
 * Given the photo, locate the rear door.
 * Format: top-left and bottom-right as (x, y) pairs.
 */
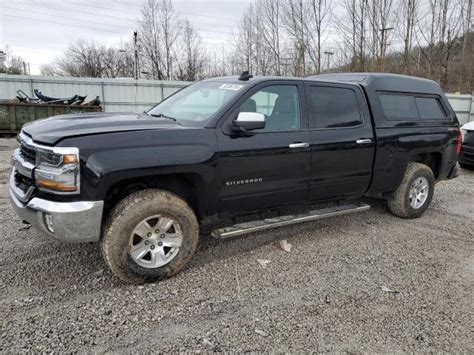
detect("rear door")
(304, 82), (375, 200)
(216, 81), (311, 214)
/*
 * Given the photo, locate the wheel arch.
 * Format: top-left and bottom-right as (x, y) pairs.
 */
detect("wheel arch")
(409, 152), (442, 179)
(102, 172), (207, 222)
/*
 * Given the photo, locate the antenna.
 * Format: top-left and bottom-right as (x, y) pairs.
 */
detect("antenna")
(238, 71), (253, 81)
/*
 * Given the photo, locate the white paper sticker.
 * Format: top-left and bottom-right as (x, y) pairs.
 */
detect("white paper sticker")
(219, 83), (243, 91)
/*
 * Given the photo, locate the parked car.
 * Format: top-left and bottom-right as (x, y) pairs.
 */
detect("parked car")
(459, 121), (474, 170)
(9, 72), (461, 283)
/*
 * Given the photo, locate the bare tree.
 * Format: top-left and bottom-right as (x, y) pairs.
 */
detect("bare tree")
(234, 5), (257, 73)
(283, 0), (308, 75)
(40, 0), (473, 91)
(458, 0), (473, 90)
(39, 64), (60, 76)
(336, 0), (369, 71)
(367, 0), (395, 71)
(415, 0), (464, 85)
(43, 40), (133, 78)
(175, 19), (205, 81)
(400, 0), (418, 73)
(139, 0), (181, 80)
(306, 0), (330, 74)
(260, 0), (283, 75)
(56, 41), (105, 77)
(233, 0), (290, 75)
(0, 46), (26, 75)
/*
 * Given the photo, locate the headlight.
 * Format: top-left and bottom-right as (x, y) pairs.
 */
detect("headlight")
(34, 147), (80, 194)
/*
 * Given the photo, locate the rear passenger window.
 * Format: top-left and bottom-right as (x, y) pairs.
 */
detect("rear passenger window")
(415, 97), (446, 119)
(307, 86), (362, 128)
(379, 94), (418, 119)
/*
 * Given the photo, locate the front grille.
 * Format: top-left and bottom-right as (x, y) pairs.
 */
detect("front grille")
(20, 143), (36, 164)
(14, 170), (34, 193)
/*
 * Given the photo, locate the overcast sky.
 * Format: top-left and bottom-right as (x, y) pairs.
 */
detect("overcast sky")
(0, 0), (253, 74)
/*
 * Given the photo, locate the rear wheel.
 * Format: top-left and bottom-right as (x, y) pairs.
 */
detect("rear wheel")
(101, 189), (199, 284)
(387, 162), (435, 219)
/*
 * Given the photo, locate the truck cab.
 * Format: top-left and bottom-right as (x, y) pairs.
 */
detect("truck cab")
(10, 73), (461, 283)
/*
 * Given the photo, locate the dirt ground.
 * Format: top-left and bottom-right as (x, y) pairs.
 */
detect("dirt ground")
(1, 137), (473, 352)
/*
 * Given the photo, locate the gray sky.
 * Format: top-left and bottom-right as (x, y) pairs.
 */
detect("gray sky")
(0, 0), (252, 74)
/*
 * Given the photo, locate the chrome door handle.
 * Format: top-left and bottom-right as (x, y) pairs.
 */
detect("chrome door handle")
(356, 139), (372, 144)
(289, 142), (309, 149)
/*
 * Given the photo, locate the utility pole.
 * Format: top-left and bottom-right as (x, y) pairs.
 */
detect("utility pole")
(133, 31), (139, 80)
(380, 27), (394, 72)
(280, 57), (294, 76)
(324, 51), (334, 72)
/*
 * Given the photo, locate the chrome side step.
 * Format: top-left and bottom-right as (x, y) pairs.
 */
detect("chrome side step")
(211, 203), (370, 239)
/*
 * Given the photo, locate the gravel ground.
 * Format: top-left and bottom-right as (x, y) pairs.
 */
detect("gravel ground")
(1, 137), (473, 352)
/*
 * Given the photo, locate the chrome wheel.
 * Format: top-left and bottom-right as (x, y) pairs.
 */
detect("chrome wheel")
(408, 176), (429, 209)
(129, 215), (183, 269)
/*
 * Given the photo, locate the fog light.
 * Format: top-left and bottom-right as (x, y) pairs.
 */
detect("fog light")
(43, 213), (54, 233)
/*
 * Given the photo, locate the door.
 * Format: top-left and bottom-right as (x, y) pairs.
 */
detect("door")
(304, 83), (375, 201)
(216, 82), (311, 214)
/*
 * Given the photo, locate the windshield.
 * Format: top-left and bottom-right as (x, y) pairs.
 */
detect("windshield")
(148, 81), (246, 127)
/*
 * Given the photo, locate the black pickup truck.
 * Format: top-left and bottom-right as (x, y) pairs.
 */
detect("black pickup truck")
(10, 73), (461, 283)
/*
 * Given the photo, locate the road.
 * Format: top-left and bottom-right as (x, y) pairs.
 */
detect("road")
(1, 137), (473, 352)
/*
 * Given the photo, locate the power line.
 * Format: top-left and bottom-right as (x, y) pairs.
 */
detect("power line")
(0, 12), (230, 43)
(113, 0), (240, 23)
(10, 2), (237, 36)
(14, 1), (238, 29)
(13, 1), (137, 24)
(2, 6), (132, 31)
(66, 1), (240, 27)
(1, 13), (128, 34)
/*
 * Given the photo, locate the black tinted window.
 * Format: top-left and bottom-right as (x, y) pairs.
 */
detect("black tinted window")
(307, 86), (362, 128)
(379, 93), (418, 119)
(415, 97), (446, 119)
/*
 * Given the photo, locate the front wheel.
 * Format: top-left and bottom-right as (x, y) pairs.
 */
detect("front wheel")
(101, 189), (199, 284)
(387, 162), (435, 219)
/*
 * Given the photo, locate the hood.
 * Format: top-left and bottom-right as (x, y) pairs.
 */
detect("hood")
(22, 112), (183, 145)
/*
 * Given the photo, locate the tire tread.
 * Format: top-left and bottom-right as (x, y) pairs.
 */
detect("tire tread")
(101, 189), (198, 284)
(387, 162), (434, 219)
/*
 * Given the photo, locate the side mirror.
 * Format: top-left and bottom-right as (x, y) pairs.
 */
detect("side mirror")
(232, 112), (265, 132)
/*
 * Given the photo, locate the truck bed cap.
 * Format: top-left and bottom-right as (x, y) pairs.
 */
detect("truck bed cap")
(308, 73), (444, 96)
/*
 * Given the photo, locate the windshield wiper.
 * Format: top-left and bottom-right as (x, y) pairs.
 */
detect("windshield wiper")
(147, 112), (177, 122)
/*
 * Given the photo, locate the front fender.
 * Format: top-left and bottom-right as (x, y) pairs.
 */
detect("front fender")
(57, 129), (218, 201)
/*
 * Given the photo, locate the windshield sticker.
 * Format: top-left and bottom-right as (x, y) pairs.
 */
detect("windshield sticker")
(219, 84), (243, 91)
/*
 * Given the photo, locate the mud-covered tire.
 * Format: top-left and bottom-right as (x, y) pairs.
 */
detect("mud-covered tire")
(101, 189), (199, 284)
(387, 162), (435, 219)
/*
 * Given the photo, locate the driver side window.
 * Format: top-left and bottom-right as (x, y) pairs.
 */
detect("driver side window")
(240, 85), (300, 132)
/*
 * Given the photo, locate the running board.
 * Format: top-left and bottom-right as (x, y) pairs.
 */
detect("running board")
(211, 203), (370, 239)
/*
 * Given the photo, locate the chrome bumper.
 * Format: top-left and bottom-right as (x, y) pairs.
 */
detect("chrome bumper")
(9, 172), (104, 243)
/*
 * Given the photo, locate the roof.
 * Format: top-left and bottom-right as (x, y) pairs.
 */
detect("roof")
(205, 72), (444, 96)
(308, 73), (444, 95)
(204, 75), (299, 84)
